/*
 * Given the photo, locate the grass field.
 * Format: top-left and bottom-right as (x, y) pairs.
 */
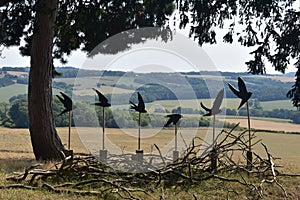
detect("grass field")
(147, 98), (296, 111)
(223, 118), (300, 133)
(0, 126), (300, 199)
(0, 84), (62, 103)
(1, 126), (300, 172)
(0, 84), (27, 102)
(260, 99), (296, 111)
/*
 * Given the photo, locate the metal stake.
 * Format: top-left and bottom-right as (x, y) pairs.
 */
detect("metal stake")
(138, 112), (141, 150)
(102, 107), (105, 150)
(175, 123), (178, 151)
(246, 101), (251, 151)
(68, 111), (71, 150)
(213, 114), (216, 145)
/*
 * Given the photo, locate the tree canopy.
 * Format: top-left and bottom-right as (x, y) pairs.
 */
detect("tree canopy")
(176, 0), (299, 106)
(0, 0), (174, 61)
(0, 0), (299, 160)
(1, 0), (299, 107)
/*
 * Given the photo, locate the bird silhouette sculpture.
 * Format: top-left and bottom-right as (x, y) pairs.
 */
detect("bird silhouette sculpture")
(57, 92), (74, 150)
(200, 89), (224, 171)
(228, 77), (253, 169)
(165, 114), (183, 155)
(92, 88), (111, 107)
(130, 92), (147, 151)
(56, 92), (74, 116)
(130, 92), (147, 113)
(92, 88), (111, 151)
(228, 77), (252, 109)
(164, 114), (182, 127)
(200, 89), (224, 116)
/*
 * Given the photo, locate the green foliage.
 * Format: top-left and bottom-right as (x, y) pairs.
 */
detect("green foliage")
(177, 0), (299, 106)
(16, 77), (28, 84)
(1, 0), (300, 108)
(0, 102), (9, 122)
(0, 1), (175, 62)
(287, 61), (300, 108)
(0, 75), (14, 87)
(177, 0), (299, 74)
(9, 94), (27, 104)
(8, 99), (28, 128)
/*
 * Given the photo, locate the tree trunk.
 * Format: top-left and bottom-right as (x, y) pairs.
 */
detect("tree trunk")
(29, 0), (66, 160)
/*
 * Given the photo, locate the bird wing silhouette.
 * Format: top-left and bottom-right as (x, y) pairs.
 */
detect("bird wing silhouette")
(164, 117), (173, 127)
(200, 102), (211, 112)
(60, 92), (73, 109)
(93, 88), (108, 104)
(165, 114), (182, 126)
(58, 109), (68, 116)
(56, 94), (64, 105)
(228, 83), (241, 98)
(129, 101), (137, 110)
(137, 92), (145, 111)
(238, 77), (248, 94)
(212, 89), (224, 111)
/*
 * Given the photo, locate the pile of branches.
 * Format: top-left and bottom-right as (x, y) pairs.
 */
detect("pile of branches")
(2, 124), (297, 199)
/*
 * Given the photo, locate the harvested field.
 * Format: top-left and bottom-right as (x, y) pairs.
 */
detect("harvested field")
(223, 118), (300, 133)
(1, 126), (300, 173)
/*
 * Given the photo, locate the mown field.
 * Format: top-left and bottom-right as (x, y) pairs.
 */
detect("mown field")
(1, 125), (300, 172)
(0, 125), (300, 199)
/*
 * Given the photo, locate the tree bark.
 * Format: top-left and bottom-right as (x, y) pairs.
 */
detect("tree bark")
(29, 0), (66, 160)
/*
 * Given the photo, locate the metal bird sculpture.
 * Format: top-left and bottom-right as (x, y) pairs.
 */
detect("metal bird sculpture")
(200, 89), (224, 144)
(57, 92), (74, 150)
(130, 92), (147, 113)
(228, 77), (253, 168)
(201, 89), (224, 171)
(57, 92), (74, 116)
(92, 88), (111, 151)
(164, 114), (182, 127)
(228, 77), (252, 110)
(200, 89), (224, 117)
(92, 88), (111, 107)
(130, 92), (147, 150)
(164, 114), (183, 152)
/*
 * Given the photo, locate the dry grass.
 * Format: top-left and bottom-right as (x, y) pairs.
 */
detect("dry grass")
(6, 71), (28, 76)
(1, 126), (300, 199)
(224, 118), (300, 133)
(266, 75), (295, 83)
(1, 126), (300, 173)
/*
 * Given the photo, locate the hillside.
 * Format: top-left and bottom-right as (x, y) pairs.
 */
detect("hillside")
(0, 66), (295, 103)
(1, 66), (300, 130)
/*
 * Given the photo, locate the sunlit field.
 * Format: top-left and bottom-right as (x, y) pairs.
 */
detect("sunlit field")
(1, 125), (300, 173)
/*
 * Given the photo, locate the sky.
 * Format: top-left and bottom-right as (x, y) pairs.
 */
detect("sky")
(0, 16), (298, 75)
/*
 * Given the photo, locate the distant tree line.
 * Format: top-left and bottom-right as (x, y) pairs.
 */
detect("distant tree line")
(0, 95), (238, 129)
(1, 67), (30, 72)
(0, 75), (14, 87)
(4, 97), (298, 129)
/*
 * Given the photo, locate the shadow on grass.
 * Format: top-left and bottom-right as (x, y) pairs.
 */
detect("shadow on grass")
(0, 158), (37, 173)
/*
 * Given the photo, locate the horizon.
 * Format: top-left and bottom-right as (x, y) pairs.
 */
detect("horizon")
(0, 65), (296, 76)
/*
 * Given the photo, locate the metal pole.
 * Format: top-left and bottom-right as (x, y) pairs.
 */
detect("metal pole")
(138, 112), (141, 150)
(213, 114), (216, 145)
(68, 111), (71, 150)
(175, 123), (178, 151)
(246, 101), (251, 151)
(102, 107), (105, 150)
